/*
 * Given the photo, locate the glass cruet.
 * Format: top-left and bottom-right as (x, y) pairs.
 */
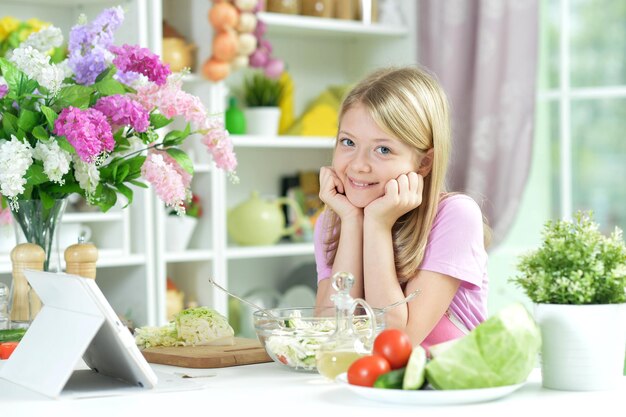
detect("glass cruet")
(315, 272), (377, 380)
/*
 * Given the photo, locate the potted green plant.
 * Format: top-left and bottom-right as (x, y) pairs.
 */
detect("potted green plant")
(241, 71), (283, 136)
(510, 211), (626, 391)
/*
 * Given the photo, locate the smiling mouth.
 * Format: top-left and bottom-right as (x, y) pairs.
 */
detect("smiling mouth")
(348, 177), (377, 189)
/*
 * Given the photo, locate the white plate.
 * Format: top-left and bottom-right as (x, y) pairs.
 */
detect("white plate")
(335, 373), (525, 406)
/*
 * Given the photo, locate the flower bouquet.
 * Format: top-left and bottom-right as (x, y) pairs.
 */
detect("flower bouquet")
(0, 6), (237, 268)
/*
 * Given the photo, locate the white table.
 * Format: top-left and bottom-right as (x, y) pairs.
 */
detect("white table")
(1, 362), (625, 417)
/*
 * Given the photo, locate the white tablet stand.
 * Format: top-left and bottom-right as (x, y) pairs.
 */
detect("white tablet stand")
(0, 271), (157, 398)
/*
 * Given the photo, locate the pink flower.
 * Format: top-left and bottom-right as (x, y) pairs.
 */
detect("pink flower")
(141, 152), (187, 212)
(201, 119), (237, 172)
(53, 107), (114, 162)
(134, 77), (237, 173)
(152, 149), (192, 189)
(110, 44), (171, 86)
(133, 77), (206, 126)
(93, 94), (150, 132)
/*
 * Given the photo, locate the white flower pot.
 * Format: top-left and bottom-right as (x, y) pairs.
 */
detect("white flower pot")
(165, 215), (197, 252)
(534, 303), (626, 391)
(244, 107), (281, 136)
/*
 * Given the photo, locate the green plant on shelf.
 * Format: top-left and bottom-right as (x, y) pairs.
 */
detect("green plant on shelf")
(242, 71), (283, 107)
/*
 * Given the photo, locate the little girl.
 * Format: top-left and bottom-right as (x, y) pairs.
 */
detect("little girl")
(314, 66), (489, 349)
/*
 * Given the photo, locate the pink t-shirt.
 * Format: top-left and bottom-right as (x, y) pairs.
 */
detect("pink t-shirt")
(314, 194), (489, 345)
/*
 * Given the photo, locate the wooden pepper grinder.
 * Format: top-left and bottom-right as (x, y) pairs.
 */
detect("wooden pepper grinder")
(64, 237), (98, 279)
(10, 243), (45, 323)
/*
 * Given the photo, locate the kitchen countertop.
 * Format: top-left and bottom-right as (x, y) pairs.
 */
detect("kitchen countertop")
(1, 362), (625, 416)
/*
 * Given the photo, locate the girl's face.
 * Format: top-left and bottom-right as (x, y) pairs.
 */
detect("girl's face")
(332, 103), (420, 208)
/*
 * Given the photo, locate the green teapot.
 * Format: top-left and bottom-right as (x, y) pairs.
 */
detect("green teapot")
(227, 191), (305, 246)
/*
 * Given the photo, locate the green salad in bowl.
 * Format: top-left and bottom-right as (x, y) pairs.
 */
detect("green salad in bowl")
(253, 307), (386, 372)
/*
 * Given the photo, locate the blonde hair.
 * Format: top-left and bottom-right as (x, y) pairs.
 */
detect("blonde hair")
(324, 66), (452, 284)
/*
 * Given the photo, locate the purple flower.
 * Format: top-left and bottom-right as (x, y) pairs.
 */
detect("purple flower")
(0, 84), (8, 99)
(69, 47), (110, 85)
(93, 95), (150, 132)
(113, 70), (141, 86)
(68, 6), (124, 85)
(53, 107), (114, 162)
(110, 44), (171, 86)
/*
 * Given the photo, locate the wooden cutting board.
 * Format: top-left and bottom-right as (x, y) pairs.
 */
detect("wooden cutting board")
(141, 337), (272, 368)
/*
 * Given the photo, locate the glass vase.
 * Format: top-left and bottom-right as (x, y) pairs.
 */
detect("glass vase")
(10, 198), (68, 272)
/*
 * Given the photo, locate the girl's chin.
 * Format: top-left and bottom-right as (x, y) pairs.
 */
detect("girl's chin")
(345, 194), (377, 208)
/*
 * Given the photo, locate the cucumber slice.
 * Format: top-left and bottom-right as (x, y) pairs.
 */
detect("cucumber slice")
(0, 328), (27, 343)
(402, 345), (427, 390)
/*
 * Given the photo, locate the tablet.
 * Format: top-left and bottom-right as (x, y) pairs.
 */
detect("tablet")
(0, 270), (158, 398)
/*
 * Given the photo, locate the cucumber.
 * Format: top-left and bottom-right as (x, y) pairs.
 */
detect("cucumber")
(403, 345), (427, 390)
(373, 367), (406, 389)
(0, 328), (27, 342)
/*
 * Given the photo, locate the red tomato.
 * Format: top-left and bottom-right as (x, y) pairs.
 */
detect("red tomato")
(372, 329), (413, 370)
(347, 354), (391, 387)
(0, 342), (19, 360)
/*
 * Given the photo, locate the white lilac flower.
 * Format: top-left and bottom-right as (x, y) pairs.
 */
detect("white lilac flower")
(0, 136), (33, 201)
(73, 155), (100, 197)
(22, 26), (64, 53)
(9, 45), (65, 95)
(56, 60), (74, 80)
(32, 139), (72, 184)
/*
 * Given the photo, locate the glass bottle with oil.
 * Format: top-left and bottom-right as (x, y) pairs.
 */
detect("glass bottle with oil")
(316, 272), (377, 380)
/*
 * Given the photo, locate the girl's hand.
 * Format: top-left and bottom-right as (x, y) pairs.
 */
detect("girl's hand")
(318, 166), (362, 221)
(364, 172), (423, 229)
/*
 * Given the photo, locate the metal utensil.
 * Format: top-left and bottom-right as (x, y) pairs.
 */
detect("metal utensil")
(208, 277), (418, 318)
(207, 277), (281, 320)
(381, 289), (420, 313)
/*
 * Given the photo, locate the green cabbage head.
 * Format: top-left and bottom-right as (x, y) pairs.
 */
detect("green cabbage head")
(425, 303), (541, 389)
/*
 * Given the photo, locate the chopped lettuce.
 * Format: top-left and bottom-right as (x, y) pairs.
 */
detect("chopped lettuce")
(175, 306), (234, 346)
(425, 303), (541, 389)
(135, 307), (234, 348)
(134, 323), (181, 348)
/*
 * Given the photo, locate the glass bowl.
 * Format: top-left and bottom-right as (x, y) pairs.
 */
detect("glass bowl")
(253, 306), (386, 372)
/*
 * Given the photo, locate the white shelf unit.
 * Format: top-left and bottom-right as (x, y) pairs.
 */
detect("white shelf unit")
(2, 0), (416, 327)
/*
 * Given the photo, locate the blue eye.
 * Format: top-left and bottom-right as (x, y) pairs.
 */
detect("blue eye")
(340, 138), (355, 147)
(376, 146), (391, 155)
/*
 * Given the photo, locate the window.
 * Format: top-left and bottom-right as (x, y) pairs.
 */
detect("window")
(540, 0), (626, 233)
(488, 0), (626, 312)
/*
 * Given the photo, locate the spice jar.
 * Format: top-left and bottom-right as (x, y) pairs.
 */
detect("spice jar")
(64, 237), (98, 279)
(10, 243), (45, 326)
